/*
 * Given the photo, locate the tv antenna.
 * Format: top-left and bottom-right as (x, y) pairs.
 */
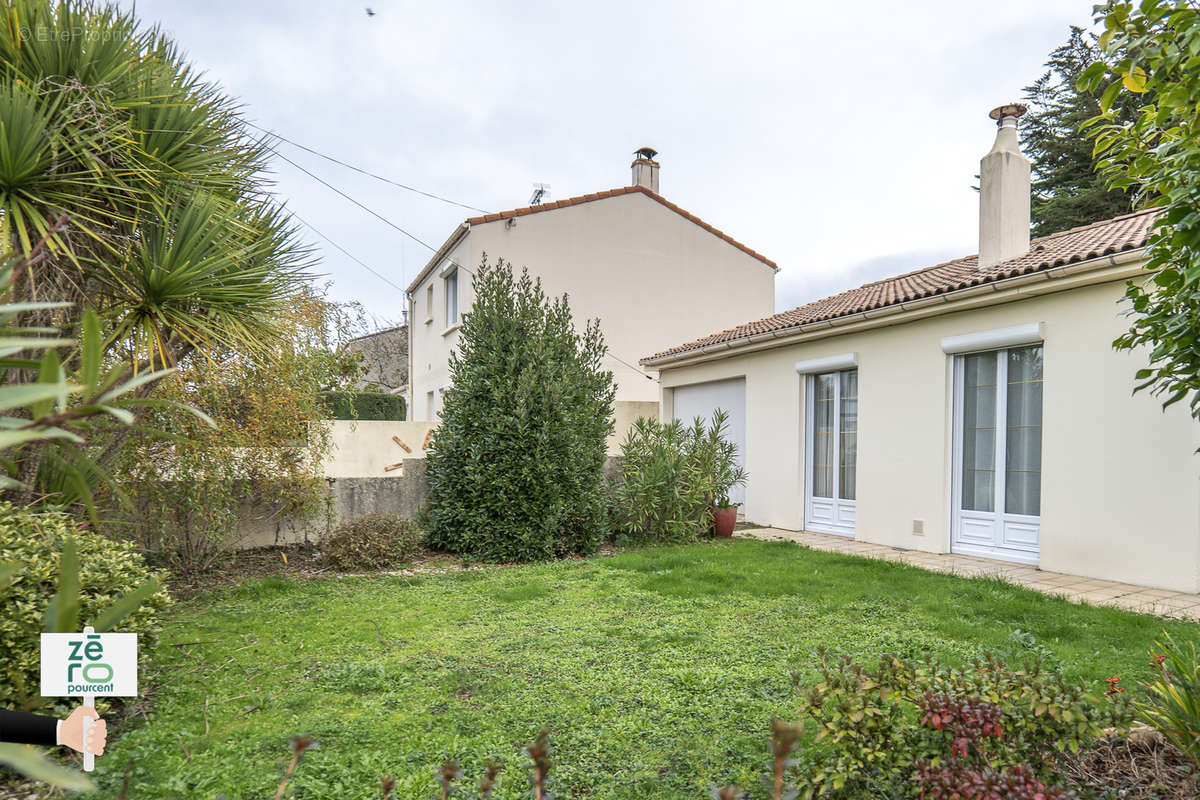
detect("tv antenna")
(529, 183), (550, 205)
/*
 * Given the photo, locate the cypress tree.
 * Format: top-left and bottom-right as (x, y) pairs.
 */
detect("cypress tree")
(1021, 26), (1139, 236)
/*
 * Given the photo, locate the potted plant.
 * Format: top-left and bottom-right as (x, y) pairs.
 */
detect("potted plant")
(713, 494), (740, 537)
(699, 409), (747, 538)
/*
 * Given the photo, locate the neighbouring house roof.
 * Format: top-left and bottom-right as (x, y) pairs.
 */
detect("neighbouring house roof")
(642, 207), (1161, 366)
(405, 184), (778, 294)
(345, 324), (408, 393)
(347, 323), (406, 343)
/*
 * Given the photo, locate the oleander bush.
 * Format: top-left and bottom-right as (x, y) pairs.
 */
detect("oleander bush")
(614, 410), (746, 544)
(0, 503), (171, 708)
(321, 513), (424, 571)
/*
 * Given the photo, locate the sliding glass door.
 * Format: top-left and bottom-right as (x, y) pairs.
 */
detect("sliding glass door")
(952, 346), (1042, 563)
(805, 370), (857, 536)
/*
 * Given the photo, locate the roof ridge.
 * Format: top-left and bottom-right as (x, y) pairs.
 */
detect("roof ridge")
(860, 254), (977, 288)
(858, 209), (1162, 291)
(465, 185), (779, 270)
(349, 323), (407, 341)
(642, 207), (1163, 365)
(466, 186), (638, 224)
(1034, 206), (1162, 241)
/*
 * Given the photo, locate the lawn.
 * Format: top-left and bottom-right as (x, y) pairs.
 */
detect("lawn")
(93, 539), (1198, 799)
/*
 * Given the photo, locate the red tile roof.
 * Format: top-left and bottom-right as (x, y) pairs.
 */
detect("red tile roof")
(466, 185), (779, 270)
(642, 208), (1161, 365)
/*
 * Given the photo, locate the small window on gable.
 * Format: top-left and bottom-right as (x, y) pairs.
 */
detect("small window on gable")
(425, 285), (434, 324)
(444, 268), (459, 327)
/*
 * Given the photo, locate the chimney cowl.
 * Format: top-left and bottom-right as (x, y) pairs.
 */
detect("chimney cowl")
(631, 147), (660, 193)
(988, 103), (1027, 124)
(978, 104), (1031, 269)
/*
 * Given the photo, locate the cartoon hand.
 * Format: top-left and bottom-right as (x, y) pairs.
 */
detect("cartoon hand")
(60, 706), (105, 756)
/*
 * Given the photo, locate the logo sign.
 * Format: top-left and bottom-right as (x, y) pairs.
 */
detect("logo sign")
(40, 632), (138, 697)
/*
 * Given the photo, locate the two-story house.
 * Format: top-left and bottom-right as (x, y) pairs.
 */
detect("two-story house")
(406, 151), (778, 451)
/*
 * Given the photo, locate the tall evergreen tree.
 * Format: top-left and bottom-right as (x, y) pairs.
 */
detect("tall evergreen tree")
(423, 259), (616, 562)
(1021, 26), (1139, 236)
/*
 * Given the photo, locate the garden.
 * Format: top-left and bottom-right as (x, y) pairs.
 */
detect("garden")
(3, 1), (1200, 798)
(80, 540), (1200, 799)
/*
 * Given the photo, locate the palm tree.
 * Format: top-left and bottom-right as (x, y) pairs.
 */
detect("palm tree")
(0, 0), (311, 499)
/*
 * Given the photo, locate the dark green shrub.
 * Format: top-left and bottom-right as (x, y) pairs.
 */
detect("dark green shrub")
(793, 649), (1130, 799)
(614, 410), (746, 543)
(321, 513), (423, 570)
(0, 503), (171, 707)
(320, 390), (406, 421)
(423, 259), (616, 562)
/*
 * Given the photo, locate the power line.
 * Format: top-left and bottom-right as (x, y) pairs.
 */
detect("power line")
(287, 208), (408, 294)
(273, 149), (653, 381)
(274, 150), (477, 277)
(273, 151), (445, 257)
(607, 351), (659, 382)
(246, 121), (490, 215)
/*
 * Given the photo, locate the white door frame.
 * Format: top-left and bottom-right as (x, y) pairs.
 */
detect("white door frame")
(950, 348), (1041, 564)
(803, 370), (856, 537)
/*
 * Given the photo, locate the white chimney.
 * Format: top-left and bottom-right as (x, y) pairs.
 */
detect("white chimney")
(631, 147), (660, 193)
(978, 104), (1031, 268)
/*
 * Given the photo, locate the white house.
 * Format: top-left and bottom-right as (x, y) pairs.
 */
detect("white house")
(405, 151), (777, 427)
(641, 105), (1200, 593)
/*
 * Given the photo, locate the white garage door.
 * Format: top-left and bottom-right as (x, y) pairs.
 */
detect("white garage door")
(672, 378), (747, 505)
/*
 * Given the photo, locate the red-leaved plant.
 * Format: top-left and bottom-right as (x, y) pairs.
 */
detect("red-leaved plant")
(913, 694), (1071, 800)
(913, 762), (1072, 800)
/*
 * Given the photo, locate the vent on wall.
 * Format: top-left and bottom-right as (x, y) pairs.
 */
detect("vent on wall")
(912, 519), (925, 536)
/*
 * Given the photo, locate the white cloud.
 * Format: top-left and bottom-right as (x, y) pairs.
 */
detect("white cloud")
(122, 0), (1097, 325)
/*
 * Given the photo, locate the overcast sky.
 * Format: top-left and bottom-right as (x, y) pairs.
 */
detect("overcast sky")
(122, 0), (1097, 330)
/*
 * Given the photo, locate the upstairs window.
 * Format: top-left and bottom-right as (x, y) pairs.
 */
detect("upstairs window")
(444, 268), (459, 327)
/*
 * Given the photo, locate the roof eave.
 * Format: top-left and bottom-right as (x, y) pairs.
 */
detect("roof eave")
(641, 247), (1150, 369)
(404, 222), (471, 295)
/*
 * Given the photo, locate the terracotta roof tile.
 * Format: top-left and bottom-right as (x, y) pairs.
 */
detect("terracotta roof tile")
(642, 208), (1161, 365)
(466, 185), (778, 270)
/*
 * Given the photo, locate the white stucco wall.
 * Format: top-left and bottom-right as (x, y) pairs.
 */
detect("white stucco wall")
(409, 235), (472, 421)
(655, 276), (1200, 593)
(319, 420), (437, 478)
(407, 191), (775, 419)
(321, 403), (657, 475)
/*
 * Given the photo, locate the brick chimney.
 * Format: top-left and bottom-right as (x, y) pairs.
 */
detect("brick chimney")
(978, 104), (1031, 268)
(631, 147), (659, 193)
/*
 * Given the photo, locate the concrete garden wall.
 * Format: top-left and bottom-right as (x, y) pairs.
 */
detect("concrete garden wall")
(233, 408), (654, 549)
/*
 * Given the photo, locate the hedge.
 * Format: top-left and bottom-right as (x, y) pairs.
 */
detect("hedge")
(0, 503), (171, 709)
(320, 391), (406, 421)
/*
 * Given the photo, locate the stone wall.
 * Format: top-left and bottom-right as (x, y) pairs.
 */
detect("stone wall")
(233, 405), (653, 549)
(235, 456), (627, 549)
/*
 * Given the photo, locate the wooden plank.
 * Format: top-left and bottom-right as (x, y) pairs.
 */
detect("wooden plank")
(383, 462), (404, 473)
(392, 435), (411, 453)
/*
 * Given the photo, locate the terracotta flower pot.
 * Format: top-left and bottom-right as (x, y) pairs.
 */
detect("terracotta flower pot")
(713, 505), (738, 538)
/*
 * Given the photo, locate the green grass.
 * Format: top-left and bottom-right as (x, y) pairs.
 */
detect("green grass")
(94, 539), (1197, 799)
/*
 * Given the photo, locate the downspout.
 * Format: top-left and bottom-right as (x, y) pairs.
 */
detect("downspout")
(406, 290), (414, 421)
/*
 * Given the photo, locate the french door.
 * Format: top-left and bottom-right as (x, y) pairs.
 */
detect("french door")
(951, 345), (1043, 563)
(805, 370), (857, 536)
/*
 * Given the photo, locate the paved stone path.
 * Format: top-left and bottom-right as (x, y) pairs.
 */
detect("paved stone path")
(740, 527), (1200, 621)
